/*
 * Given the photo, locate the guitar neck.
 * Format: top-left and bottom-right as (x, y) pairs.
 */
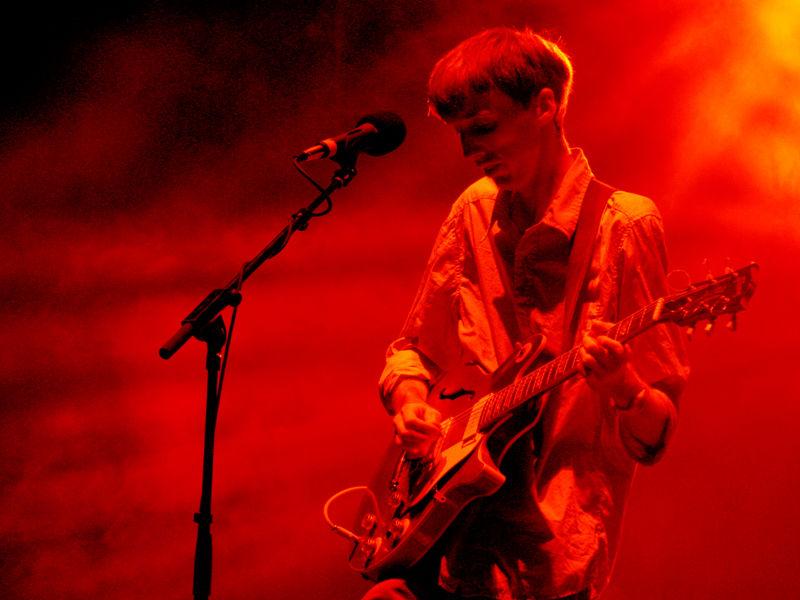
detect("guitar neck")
(477, 298), (665, 430)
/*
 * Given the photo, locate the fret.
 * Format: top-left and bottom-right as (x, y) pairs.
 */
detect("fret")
(515, 377), (531, 410)
(492, 391), (504, 417)
(504, 385), (517, 412)
(637, 307), (646, 330)
(475, 398), (487, 428)
(570, 348), (580, 370)
(480, 396), (492, 425)
(474, 287), (713, 431)
(642, 307), (650, 331)
(522, 372), (535, 399)
(515, 380), (527, 406)
(619, 313), (639, 342)
(638, 309), (648, 335)
(641, 305), (652, 330)
(494, 388), (505, 415)
(489, 394), (501, 424)
(618, 317), (630, 340)
(490, 391), (503, 421)
(622, 313), (634, 339)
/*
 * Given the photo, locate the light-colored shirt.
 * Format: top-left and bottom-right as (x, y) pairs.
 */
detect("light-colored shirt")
(378, 150), (689, 599)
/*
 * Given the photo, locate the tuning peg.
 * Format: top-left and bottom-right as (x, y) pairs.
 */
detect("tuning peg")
(727, 313), (738, 332)
(724, 257), (733, 275)
(703, 258), (713, 281)
(704, 320), (715, 335)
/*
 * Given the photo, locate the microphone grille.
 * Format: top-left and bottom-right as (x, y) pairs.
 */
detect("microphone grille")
(357, 112), (407, 156)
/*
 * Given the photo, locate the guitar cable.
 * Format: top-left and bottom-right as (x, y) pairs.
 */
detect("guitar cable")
(323, 486), (381, 545)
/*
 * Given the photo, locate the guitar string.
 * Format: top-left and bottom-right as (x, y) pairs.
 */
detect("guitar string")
(437, 274), (748, 466)
(438, 302), (657, 439)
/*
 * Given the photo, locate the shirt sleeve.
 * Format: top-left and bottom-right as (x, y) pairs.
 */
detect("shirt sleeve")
(378, 200), (465, 402)
(616, 212), (690, 404)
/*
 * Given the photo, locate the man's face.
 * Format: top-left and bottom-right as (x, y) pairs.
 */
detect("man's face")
(445, 88), (545, 194)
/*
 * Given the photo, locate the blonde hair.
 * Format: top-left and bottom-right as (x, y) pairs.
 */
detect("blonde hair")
(428, 28), (574, 125)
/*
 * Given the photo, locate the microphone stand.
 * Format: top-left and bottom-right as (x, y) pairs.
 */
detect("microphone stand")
(159, 157), (358, 600)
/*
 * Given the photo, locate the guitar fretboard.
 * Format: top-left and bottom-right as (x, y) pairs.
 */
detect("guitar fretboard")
(476, 299), (663, 430)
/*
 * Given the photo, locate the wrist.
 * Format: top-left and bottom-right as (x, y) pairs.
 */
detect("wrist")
(612, 385), (648, 411)
(611, 367), (648, 411)
(387, 378), (429, 415)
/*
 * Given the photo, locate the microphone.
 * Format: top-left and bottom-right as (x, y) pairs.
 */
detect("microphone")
(294, 112), (406, 162)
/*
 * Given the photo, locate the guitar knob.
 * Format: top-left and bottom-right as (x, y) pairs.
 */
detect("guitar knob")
(704, 321), (714, 335)
(686, 326), (694, 340)
(387, 517), (410, 547)
(360, 512), (377, 531)
(389, 517), (410, 539)
(359, 536), (382, 560)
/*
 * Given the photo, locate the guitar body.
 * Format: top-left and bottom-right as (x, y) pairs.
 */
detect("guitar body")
(349, 336), (547, 580)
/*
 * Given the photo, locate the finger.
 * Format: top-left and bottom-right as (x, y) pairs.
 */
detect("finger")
(392, 414), (414, 439)
(425, 406), (443, 425)
(582, 333), (602, 351)
(401, 405), (442, 435)
(397, 430), (433, 445)
(596, 337), (626, 371)
(404, 416), (442, 436)
(597, 335), (624, 358)
(394, 413), (439, 443)
(404, 445), (429, 459)
(395, 436), (430, 459)
(583, 334), (611, 365)
(578, 348), (591, 376)
(580, 350), (601, 377)
(587, 319), (614, 335)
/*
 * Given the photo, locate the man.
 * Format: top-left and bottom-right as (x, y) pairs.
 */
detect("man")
(364, 28), (688, 600)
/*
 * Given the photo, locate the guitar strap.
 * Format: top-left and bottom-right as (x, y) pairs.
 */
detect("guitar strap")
(561, 177), (617, 352)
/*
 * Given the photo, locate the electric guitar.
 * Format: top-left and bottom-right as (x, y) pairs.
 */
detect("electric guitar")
(333, 264), (758, 580)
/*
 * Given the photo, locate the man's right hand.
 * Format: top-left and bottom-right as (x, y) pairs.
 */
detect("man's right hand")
(388, 379), (442, 459)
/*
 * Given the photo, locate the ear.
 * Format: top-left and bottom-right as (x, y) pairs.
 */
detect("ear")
(533, 88), (558, 126)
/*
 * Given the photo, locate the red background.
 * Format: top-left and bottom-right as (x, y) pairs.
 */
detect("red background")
(2, 1), (798, 598)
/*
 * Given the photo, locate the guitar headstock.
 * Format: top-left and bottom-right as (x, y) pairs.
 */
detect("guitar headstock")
(656, 263), (759, 336)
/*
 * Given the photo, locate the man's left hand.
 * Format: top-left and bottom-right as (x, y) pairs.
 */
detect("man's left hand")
(579, 320), (646, 404)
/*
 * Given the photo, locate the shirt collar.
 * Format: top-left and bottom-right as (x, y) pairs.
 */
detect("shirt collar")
(488, 148), (594, 239)
(538, 147), (594, 240)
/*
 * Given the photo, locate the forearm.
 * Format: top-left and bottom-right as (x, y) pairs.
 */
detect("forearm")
(383, 378), (429, 415)
(379, 342), (439, 412)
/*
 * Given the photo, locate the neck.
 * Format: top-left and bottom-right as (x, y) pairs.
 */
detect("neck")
(518, 133), (571, 223)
